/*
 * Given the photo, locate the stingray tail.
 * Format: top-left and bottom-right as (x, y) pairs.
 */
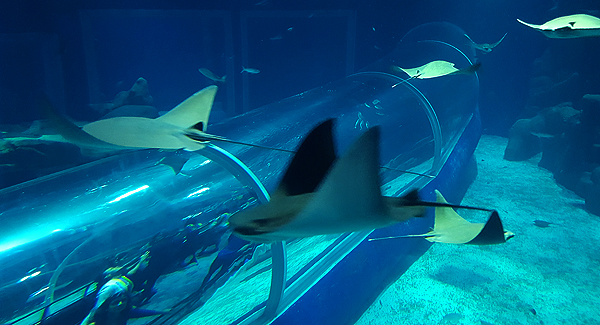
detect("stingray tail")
(184, 131), (295, 153)
(157, 85), (217, 133)
(368, 233), (433, 242)
(385, 189), (493, 222)
(405, 189), (492, 212)
(37, 93), (117, 148)
(451, 61), (482, 76)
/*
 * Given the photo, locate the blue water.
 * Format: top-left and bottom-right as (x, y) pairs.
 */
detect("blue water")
(1, 0), (600, 324)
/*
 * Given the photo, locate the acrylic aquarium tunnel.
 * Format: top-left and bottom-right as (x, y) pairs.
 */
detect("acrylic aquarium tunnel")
(0, 22), (481, 325)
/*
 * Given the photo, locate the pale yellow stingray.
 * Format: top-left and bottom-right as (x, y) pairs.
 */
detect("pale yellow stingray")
(82, 85), (219, 151)
(38, 87), (291, 155)
(394, 60), (460, 79)
(517, 14), (600, 38)
(369, 190), (514, 245)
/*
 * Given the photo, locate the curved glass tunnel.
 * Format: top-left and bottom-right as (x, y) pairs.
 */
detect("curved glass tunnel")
(0, 22), (479, 325)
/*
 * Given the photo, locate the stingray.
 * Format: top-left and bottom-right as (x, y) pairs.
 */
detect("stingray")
(517, 14), (600, 38)
(82, 85), (219, 151)
(394, 60), (459, 79)
(82, 86), (290, 153)
(199, 68), (226, 83)
(464, 32), (507, 53)
(228, 119), (492, 243)
(369, 190), (513, 245)
(391, 60), (481, 87)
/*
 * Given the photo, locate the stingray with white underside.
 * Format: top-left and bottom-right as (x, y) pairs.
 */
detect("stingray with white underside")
(82, 85), (220, 151)
(228, 119), (496, 243)
(390, 60), (481, 88)
(517, 14), (600, 38)
(44, 85), (290, 154)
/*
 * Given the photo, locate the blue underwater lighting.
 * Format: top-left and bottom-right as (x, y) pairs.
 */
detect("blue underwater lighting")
(186, 187), (210, 199)
(107, 185), (150, 204)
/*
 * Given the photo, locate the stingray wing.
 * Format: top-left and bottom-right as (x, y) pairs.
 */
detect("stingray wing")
(463, 33), (477, 46)
(489, 32), (508, 48)
(433, 191), (510, 245)
(275, 119), (336, 196)
(543, 14), (600, 30)
(285, 125), (388, 235)
(433, 190), (472, 230)
(228, 119), (338, 241)
(466, 211), (509, 245)
(517, 19), (543, 30)
(37, 94), (121, 150)
(428, 190), (484, 244)
(157, 85), (217, 131)
(82, 86), (218, 151)
(231, 121), (391, 241)
(82, 117), (204, 150)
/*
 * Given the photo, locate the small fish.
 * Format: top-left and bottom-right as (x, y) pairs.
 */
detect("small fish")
(199, 68), (226, 83)
(442, 312), (463, 324)
(270, 33), (283, 41)
(241, 67), (260, 74)
(287, 27), (294, 32)
(533, 220), (554, 228)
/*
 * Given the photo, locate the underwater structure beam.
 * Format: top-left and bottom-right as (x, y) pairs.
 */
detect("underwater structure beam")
(199, 144), (288, 321)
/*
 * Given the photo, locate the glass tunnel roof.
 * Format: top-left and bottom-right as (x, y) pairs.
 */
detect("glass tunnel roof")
(0, 22), (479, 325)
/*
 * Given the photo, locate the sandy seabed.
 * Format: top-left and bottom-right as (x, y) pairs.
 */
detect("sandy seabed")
(355, 135), (600, 325)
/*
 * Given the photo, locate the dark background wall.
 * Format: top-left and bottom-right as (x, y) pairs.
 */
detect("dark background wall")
(0, 0), (598, 135)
